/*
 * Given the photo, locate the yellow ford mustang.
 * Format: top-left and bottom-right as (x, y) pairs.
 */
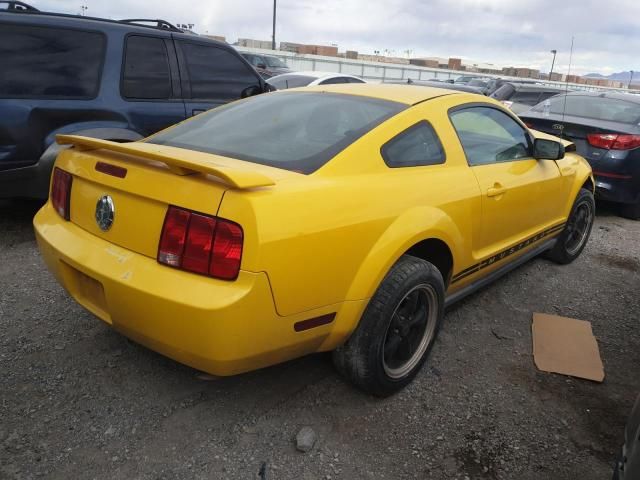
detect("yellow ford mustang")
(34, 84), (594, 396)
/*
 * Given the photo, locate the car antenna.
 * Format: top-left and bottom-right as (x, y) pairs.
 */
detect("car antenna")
(561, 36), (575, 133)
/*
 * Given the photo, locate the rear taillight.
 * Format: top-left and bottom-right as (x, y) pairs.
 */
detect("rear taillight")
(158, 206), (243, 280)
(587, 133), (640, 150)
(51, 167), (72, 220)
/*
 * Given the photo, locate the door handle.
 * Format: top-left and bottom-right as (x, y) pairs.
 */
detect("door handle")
(487, 184), (507, 197)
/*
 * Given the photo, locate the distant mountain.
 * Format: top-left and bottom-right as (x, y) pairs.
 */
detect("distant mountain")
(585, 71), (636, 81)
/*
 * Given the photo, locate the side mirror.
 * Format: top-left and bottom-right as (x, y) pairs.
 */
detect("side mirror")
(241, 85), (263, 98)
(533, 138), (565, 160)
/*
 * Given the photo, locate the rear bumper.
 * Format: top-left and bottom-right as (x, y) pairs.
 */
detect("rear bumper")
(34, 202), (362, 375)
(594, 173), (640, 204)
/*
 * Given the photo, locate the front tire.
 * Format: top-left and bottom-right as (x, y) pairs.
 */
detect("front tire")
(333, 255), (444, 397)
(546, 188), (595, 264)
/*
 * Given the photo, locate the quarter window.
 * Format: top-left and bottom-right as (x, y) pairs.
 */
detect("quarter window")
(179, 43), (260, 100)
(382, 121), (445, 167)
(0, 24), (105, 99)
(450, 107), (531, 166)
(122, 36), (172, 99)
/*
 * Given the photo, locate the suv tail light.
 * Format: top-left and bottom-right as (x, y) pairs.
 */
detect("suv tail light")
(587, 133), (640, 150)
(51, 167), (72, 220)
(158, 206), (243, 280)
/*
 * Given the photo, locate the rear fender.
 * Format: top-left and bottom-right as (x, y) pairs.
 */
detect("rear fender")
(321, 206), (461, 349)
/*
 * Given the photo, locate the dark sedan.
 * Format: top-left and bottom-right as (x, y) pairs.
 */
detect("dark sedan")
(520, 92), (640, 219)
(614, 394), (640, 479)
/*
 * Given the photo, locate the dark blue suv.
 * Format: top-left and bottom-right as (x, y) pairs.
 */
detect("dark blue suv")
(0, 2), (269, 199)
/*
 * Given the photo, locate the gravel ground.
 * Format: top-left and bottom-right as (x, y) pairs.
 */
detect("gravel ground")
(1, 199), (639, 480)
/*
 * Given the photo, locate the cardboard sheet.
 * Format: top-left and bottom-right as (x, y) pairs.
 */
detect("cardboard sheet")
(532, 313), (605, 382)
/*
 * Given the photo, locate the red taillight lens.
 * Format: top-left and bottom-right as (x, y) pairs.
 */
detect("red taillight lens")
(210, 220), (243, 280)
(51, 167), (72, 220)
(587, 133), (640, 150)
(158, 207), (191, 266)
(181, 214), (216, 274)
(158, 206), (243, 280)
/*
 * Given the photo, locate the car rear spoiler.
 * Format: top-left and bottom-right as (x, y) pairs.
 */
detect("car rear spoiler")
(56, 135), (276, 189)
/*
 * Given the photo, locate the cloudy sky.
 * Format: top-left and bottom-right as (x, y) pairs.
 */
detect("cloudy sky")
(33, 0), (639, 76)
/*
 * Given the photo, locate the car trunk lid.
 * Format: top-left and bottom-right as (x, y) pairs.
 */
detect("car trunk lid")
(54, 135), (278, 259)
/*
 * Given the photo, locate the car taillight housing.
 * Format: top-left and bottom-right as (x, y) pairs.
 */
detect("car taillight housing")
(158, 206), (243, 280)
(587, 133), (640, 150)
(51, 167), (72, 220)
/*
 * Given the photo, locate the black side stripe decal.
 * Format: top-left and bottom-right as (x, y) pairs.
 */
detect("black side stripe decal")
(451, 223), (566, 284)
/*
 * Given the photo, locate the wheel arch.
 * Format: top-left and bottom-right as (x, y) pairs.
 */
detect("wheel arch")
(405, 238), (454, 287)
(338, 207), (460, 332)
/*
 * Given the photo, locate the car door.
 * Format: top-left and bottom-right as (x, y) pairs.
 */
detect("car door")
(120, 34), (187, 136)
(174, 39), (264, 117)
(449, 105), (565, 258)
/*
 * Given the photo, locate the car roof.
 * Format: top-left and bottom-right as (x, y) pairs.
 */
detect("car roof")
(0, 8), (226, 45)
(300, 83), (461, 105)
(560, 90), (640, 103)
(508, 83), (566, 92)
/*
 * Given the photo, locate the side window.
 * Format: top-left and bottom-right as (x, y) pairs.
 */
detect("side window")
(381, 121), (445, 167)
(179, 43), (260, 100)
(450, 107), (531, 166)
(0, 24), (105, 99)
(122, 36), (171, 99)
(319, 77), (348, 85)
(346, 77), (365, 84)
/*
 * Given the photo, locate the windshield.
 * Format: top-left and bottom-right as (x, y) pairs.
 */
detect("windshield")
(148, 92), (406, 173)
(265, 56), (287, 68)
(532, 95), (640, 124)
(468, 79), (488, 87)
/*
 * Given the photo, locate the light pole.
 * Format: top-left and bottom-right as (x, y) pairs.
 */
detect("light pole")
(549, 49), (557, 79)
(271, 0), (276, 50)
(629, 70), (635, 90)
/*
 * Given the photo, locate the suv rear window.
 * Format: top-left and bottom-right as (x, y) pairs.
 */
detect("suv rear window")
(148, 92), (406, 173)
(0, 24), (105, 99)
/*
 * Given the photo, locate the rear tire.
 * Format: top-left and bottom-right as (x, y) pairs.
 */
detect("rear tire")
(546, 188), (595, 264)
(620, 199), (640, 220)
(332, 255), (444, 397)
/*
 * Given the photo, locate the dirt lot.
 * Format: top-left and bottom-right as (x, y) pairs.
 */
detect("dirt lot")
(1, 199), (639, 480)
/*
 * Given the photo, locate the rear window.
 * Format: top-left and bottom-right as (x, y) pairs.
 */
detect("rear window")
(511, 91), (542, 105)
(0, 24), (105, 99)
(148, 92), (406, 173)
(490, 84), (515, 101)
(532, 95), (640, 124)
(267, 74), (315, 89)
